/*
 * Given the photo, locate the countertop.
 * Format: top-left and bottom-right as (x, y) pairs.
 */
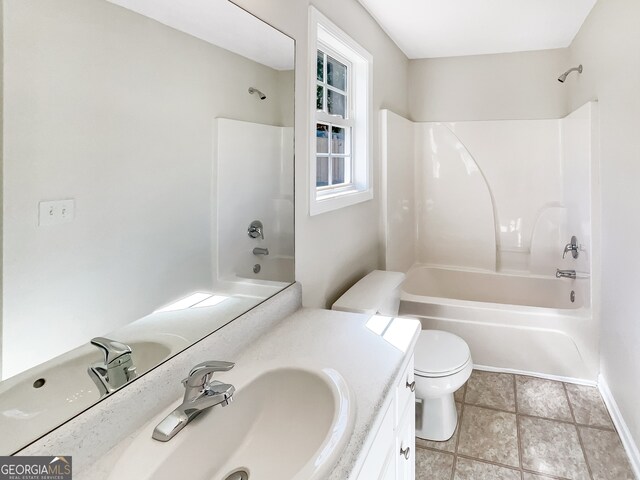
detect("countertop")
(78, 307), (421, 479)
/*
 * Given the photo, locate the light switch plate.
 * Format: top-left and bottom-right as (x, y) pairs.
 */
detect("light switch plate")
(39, 199), (75, 226)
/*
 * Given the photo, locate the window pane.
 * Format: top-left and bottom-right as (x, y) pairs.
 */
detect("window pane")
(316, 157), (329, 187)
(331, 126), (346, 154)
(327, 55), (347, 91)
(316, 124), (329, 154)
(316, 85), (324, 111)
(327, 90), (346, 118)
(317, 51), (324, 81)
(332, 157), (345, 185)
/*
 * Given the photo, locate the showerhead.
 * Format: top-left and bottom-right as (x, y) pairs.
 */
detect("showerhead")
(558, 64), (583, 83)
(248, 87), (267, 100)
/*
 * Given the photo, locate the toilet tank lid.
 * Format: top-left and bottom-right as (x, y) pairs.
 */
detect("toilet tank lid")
(332, 270), (406, 314)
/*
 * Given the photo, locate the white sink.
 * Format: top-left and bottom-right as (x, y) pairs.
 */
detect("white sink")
(107, 367), (353, 480)
(0, 340), (172, 454)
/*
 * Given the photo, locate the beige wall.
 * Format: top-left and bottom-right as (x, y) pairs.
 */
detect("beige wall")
(408, 48), (571, 121)
(568, 0), (640, 452)
(231, 0), (410, 308)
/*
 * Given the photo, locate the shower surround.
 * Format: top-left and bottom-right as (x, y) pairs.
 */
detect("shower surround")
(381, 102), (600, 381)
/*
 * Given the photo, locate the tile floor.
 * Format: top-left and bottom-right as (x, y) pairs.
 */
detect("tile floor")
(415, 370), (636, 480)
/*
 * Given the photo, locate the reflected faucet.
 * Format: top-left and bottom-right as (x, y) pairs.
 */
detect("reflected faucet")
(248, 220), (264, 239)
(88, 337), (137, 396)
(152, 361), (235, 442)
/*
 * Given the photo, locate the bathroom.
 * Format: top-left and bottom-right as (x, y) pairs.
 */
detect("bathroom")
(0, 0), (638, 479)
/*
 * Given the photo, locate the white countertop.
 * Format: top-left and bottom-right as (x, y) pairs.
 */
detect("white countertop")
(77, 307), (421, 479)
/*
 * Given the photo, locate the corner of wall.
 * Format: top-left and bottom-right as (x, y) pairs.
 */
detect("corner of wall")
(0, 0), (4, 378)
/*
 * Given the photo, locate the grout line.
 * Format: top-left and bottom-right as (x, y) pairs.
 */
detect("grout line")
(462, 400), (615, 431)
(455, 452), (522, 472)
(563, 381), (578, 424)
(451, 383), (468, 480)
(514, 374), (525, 476)
(563, 382), (595, 480)
(521, 467), (574, 480)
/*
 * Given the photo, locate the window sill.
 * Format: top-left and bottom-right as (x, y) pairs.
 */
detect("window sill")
(310, 186), (373, 216)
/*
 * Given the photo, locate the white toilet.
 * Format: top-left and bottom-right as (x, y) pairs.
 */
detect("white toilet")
(332, 270), (473, 441)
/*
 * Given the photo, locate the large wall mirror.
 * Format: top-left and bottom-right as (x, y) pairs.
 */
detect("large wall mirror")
(0, 0), (294, 454)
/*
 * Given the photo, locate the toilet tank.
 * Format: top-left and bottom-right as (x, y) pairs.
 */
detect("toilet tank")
(331, 270), (406, 316)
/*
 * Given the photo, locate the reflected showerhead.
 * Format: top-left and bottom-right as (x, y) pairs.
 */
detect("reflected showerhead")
(558, 64), (583, 83)
(248, 87), (267, 100)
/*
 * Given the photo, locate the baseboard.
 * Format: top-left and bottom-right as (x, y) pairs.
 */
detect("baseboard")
(598, 374), (640, 479)
(474, 364), (597, 386)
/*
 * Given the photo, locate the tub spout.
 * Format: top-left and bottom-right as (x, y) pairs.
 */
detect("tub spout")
(556, 269), (576, 279)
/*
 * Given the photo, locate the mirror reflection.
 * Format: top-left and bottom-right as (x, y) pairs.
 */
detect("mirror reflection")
(0, 0), (294, 453)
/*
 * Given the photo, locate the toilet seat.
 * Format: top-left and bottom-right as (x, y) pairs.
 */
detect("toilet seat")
(414, 330), (471, 378)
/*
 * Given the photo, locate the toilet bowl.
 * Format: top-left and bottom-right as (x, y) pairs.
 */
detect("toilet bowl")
(414, 330), (472, 440)
(332, 270), (473, 442)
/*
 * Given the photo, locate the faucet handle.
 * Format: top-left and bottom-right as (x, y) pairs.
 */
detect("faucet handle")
(183, 361), (235, 389)
(90, 337), (132, 366)
(248, 220), (264, 239)
(562, 235), (579, 259)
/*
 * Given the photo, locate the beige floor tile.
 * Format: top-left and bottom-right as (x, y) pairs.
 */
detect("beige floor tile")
(416, 402), (461, 452)
(565, 383), (614, 429)
(455, 382), (467, 403)
(516, 376), (573, 421)
(415, 448), (454, 480)
(522, 473), (559, 479)
(465, 370), (516, 412)
(519, 416), (590, 479)
(454, 457), (521, 480)
(457, 405), (519, 467)
(579, 426), (635, 480)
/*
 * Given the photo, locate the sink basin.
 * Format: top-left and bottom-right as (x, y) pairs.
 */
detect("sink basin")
(0, 340), (172, 454)
(107, 367), (353, 480)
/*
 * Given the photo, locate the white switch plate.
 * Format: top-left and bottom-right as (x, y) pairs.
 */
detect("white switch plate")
(38, 199), (75, 226)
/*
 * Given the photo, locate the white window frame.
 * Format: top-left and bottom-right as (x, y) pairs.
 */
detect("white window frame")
(309, 6), (373, 216)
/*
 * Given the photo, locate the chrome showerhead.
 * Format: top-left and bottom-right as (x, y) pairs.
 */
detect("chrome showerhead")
(248, 87), (266, 100)
(558, 64), (583, 83)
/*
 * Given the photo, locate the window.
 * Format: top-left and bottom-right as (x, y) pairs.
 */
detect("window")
(316, 51), (351, 189)
(309, 7), (373, 216)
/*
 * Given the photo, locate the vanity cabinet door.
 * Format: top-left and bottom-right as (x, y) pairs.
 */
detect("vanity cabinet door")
(396, 387), (416, 480)
(379, 447), (396, 480)
(395, 402), (416, 480)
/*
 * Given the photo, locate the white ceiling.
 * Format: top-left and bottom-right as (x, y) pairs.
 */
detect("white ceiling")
(358, 0), (597, 59)
(106, 0), (294, 70)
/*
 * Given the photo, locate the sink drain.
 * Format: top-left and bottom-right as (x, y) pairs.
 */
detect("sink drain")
(224, 470), (248, 480)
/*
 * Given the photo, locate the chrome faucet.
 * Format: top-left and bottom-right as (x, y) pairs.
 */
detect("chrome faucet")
(563, 236), (579, 259)
(152, 361), (235, 442)
(88, 337), (137, 396)
(248, 220), (264, 239)
(556, 269), (577, 279)
(252, 247), (269, 256)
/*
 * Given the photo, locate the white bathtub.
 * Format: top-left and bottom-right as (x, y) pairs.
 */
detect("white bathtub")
(399, 266), (598, 382)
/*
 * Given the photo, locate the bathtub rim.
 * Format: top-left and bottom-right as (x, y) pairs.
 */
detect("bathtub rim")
(402, 264), (591, 316)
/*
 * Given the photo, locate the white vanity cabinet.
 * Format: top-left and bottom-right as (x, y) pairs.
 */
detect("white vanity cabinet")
(355, 356), (415, 480)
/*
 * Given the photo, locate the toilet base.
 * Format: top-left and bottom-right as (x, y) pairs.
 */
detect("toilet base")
(416, 393), (458, 441)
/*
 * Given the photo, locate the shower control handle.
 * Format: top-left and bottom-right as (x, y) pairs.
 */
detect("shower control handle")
(248, 220), (264, 239)
(562, 236), (579, 259)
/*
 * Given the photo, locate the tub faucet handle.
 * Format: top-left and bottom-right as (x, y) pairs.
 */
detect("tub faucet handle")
(563, 236), (579, 259)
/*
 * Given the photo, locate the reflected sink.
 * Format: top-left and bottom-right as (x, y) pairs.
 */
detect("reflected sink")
(107, 367), (353, 480)
(0, 340), (172, 454)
